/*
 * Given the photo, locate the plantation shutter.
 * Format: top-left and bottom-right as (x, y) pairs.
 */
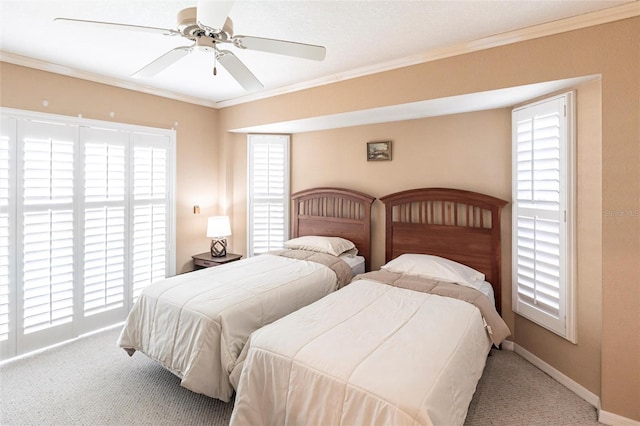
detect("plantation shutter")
(81, 127), (128, 329)
(19, 119), (77, 351)
(0, 117), (15, 357)
(1, 108), (175, 360)
(131, 133), (170, 302)
(512, 93), (575, 341)
(248, 135), (290, 256)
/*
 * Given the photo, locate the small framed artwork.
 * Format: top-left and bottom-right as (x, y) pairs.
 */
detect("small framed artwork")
(367, 141), (392, 161)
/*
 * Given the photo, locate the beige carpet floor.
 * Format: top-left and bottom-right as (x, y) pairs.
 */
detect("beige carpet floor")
(0, 327), (602, 425)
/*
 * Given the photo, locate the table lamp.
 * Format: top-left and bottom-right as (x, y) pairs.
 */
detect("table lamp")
(207, 216), (231, 257)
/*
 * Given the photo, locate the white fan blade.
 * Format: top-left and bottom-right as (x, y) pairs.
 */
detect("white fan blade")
(132, 46), (192, 78)
(54, 17), (179, 36)
(232, 36), (326, 61)
(216, 50), (263, 91)
(197, 0), (234, 32)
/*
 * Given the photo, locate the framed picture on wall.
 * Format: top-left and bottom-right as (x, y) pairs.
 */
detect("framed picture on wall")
(367, 141), (392, 161)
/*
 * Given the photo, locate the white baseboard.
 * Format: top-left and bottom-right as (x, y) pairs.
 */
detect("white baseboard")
(501, 340), (599, 407)
(501, 341), (640, 426)
(599, 410), (640, 426)
(512, 343), (600, 407)
(501, 340), (515, 351)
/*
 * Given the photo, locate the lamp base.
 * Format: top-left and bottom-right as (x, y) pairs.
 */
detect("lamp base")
(210, 238), (227, 257)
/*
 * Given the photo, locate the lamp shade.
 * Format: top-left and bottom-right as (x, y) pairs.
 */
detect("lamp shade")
(206, 216), (231, 238)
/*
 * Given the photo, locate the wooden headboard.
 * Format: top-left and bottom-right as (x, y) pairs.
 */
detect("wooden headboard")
(379, 188), (508, 313)
(291, 187), (376, 271)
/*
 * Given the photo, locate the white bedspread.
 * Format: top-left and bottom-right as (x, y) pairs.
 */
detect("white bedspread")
(230, 279), (493, 426)
(117, 253), (341, 402)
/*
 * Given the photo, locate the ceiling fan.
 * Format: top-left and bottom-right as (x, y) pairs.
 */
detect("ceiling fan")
(54, 0), (326, 91)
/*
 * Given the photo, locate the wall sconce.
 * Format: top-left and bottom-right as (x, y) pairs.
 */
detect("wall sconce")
(207, 216), (231, 257)
(193, 205), (200, 214)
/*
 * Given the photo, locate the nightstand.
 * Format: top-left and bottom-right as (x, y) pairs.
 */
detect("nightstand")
(192, 252), (242, 269)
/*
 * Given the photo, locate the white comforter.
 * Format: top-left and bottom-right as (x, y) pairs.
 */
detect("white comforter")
(230, 279), (493, 426)
(117, 253), (341, 402)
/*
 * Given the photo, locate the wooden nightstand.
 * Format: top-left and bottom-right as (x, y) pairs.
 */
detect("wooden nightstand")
(192, 252), (242, 269)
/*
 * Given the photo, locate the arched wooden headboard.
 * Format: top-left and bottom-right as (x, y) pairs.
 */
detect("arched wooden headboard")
(380, 188), (507, 313)
(292, 187), (375, 271)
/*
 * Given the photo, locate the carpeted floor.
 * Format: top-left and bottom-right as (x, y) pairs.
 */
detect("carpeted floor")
(0, 327), (602, 425)
(466, 347), (602, 426)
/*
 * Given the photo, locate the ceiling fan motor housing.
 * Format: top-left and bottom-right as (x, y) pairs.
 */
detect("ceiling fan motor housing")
(196, 37), (216, 52)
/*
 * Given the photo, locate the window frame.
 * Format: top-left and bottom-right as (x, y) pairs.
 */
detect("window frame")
(511, 92), (577, 343)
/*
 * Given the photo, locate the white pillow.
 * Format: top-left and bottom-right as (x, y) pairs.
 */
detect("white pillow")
(284, 236), (357, 257)
(381, 253), (485, 289)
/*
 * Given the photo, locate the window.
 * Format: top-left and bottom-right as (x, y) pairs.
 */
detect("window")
(512, 92), (576, 342)
(247, 134), (290, 257)
(0, 108), (175, 359)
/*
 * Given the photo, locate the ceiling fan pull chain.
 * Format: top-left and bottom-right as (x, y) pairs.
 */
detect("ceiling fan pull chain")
(213, 53), (217, 76)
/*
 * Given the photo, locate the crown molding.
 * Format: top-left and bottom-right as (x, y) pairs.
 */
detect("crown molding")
(217, 1), (640, 108)
(2, 2), (638, 110)
(0, 51), (218, 108)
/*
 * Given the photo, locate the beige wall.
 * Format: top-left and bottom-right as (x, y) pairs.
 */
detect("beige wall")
(291, 109), (516, 334)
(222, 83), (602, 397)
(289, 110), (512, 268)
(220, 18), (639, 421)
(0, 62), (220, 273)
(1, 14), (638, 423)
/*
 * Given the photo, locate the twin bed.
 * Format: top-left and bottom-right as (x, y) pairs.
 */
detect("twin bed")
(117, 187), (375, 402)
(119, 186), (510, 425)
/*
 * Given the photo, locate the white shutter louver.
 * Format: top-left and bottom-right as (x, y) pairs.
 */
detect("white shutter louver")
(248, 135), (289, 256)
(21, 122), (76, 335)
(131, 140), (168, 301)
(251, 203), (285, 254)
(132, 204), (166, 300)
(0, 119), (13, 346)
(515, 216), (561, 315)
(83, 135), (127, 317)
(512, 93), (574, 341)
(22, 210), (74, 333)
(84, 207), (125, 315)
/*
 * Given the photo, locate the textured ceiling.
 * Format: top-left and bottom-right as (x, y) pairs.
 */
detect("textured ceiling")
(0, 0), (636, 108)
